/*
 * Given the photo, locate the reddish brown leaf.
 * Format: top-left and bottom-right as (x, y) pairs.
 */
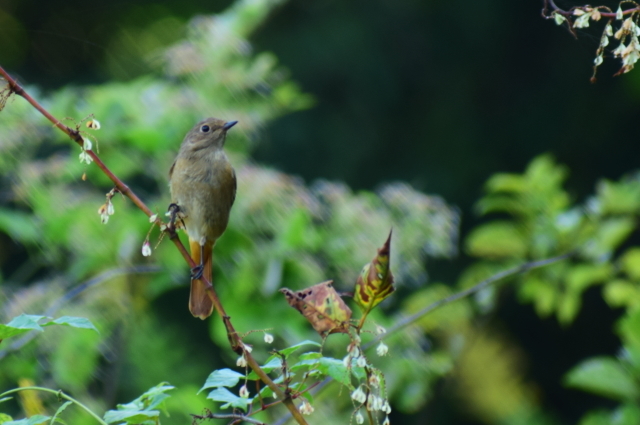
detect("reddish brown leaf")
(280, 280), (352, 336)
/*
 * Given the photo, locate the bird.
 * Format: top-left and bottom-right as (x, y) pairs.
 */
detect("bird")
(169, 117), (237, 319)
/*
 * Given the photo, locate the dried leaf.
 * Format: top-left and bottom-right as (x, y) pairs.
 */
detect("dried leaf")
(280, 281), (352, 335)
(354, 231), (395, 313)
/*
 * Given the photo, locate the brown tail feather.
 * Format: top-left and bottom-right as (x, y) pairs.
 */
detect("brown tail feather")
(189, 239), (214, 319)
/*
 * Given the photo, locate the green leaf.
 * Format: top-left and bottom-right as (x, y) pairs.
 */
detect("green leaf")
(49, 401), (72, 425)
(0, 315), (45, 340)
(103, 410), (159, 424)
(0, 209), (39, 243)
(276, 340), (321, 358)
(246, 357), (284, 380)
(564, 356), (639, 401)
(104, 383), (173, 424)
(603, 280), (639, 309)
(465, 221), (527, 259)
(0, 413), (13, 424)
(199, 369), (244, 393)
(566, 263), (612, 292)
(47, 317), (99, 333)
(621, 248), (640, 280)
(4, 415), (50, 425)
(206, 388), (252, 411)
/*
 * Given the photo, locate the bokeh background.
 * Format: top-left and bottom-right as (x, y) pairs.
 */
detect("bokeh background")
(0, 0), (639, 424)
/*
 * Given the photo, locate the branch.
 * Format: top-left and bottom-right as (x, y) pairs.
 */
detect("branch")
(0, 265), (161, 360)
(192, 412), (265, 425)
(379, 252), (573, 343)
(0, 66), (308, 425)
(543, 0), (640, 18)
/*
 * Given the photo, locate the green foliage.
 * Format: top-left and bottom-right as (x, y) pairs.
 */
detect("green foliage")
(103, 383), (174, 425)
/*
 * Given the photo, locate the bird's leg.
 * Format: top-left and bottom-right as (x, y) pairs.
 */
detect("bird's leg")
(190, 238), (206, 280)
(167, 203), (186, 231)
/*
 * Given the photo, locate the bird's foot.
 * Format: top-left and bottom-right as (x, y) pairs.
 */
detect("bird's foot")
(167, 203), (186, 230)
(191, 264), (204, 280)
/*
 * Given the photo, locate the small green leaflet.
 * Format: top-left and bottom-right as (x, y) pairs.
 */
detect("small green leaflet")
(207, 388), (252, 411)
(103, 383), (173, 424)
(0, 315), (98, 341)
(4, 415), (50, 425)
(49, 401), (72, 425)
(199, 369), (244, 393)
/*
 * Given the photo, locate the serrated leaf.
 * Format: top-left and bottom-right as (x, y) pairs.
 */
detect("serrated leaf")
(277, 341), (321, 358)
(48, 317), (98, 333)
(281, 281), (352, 335)
(564, 356), (639, 401)
(4, 415), (50, 425)
(465, 221), (527, 259)
(103, 410), (159, 424)
(354, 231), (395, 314)
(0, 315), (45, 340)
(104, 382), (173, 424)
(49, 401), (72, 425)
(621, 248), (640, 280)
(206, 388), (252, 411)
(199, 369), (244, 393)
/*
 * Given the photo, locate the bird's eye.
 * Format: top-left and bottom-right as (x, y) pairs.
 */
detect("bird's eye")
(201, 125), (210, 132)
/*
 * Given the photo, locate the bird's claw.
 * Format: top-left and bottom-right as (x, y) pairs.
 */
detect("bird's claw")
(191, 264), (204, 280)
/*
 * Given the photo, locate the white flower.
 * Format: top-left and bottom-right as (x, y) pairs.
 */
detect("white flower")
(83, 137), (92, 150)
(242, 343), (253, 353)
(355, 411), (364, 424)
(236, 355), (247, 368)
(141, 241), (152, 257)
(606, 23), (613, 36)
(573, 13), (591, 29)
(106, 201), (114, 216)
(79, 151), (93, 164)
(343, 354), (352, 367)
(616, 6), (623, 20)
(149, 214), (158, 223)
(86, 119), (101, 130)
(376, 341), (389, 356)
(351, 386), (367, 404)
(375, 325), (387, 335)
(239, 385), (249, 398)
(382, 399), (391, 414)
(356, 356), (367, 368)
(369, 374), (380, 388)
(264, 333), (274, 344)
(98, 204), (109, 224)
(382, 415), (390, 425)
(594, 55), (603, 66)
(299, 399), (314, 415)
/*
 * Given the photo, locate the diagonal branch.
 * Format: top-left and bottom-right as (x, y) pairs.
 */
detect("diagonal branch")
(0, 65), (308, 425)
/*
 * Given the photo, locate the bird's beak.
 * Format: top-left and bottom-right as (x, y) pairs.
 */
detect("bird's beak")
(222, 121), (238, 131)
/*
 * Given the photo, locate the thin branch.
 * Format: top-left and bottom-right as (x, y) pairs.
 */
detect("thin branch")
(543, 0), (640, 18)
(0, 265), (161, 360)
(370, 252), (574, 347)
(192, 412), (265, 425)
(0, 65), (308, 425)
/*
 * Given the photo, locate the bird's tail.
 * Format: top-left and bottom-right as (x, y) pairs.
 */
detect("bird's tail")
(189, 239), (214, 319)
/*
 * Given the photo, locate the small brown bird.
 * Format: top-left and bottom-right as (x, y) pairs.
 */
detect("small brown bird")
(169, 117), (237, 319)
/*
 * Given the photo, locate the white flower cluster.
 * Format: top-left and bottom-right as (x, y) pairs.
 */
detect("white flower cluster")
(611, 15), (640, 73)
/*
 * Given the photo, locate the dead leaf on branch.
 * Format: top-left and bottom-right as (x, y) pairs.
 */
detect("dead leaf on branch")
(354, 230), (395, 314)
(280, 280), (352, 336)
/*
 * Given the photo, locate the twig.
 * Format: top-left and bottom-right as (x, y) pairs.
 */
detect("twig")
(543, 0), (640, 18)
(0, 65), (308, 425)
(0, 265), (161, 360)
(192, 412), (265, 425)
(377, 252), (573, 344)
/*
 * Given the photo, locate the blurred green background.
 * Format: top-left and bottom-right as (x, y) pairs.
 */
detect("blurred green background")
(1, 0), (639, 424)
